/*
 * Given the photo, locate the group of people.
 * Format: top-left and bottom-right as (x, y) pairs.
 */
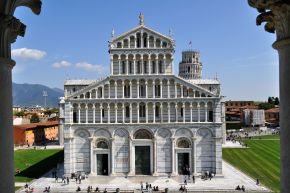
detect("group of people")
(43, 186), (50, 192)
(235, 185), (246, 192)
(140, 181), (160, 192)
(179, 185), (187, 192)
(24, 183), (34, 193)
(76, 186), (107, 193)
(201, 171), (215, 180)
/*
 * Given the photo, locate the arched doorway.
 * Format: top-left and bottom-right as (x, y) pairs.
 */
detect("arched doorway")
(133, 129), (153, 175)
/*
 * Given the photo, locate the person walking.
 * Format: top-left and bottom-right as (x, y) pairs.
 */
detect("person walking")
(192, 175), (195, 183)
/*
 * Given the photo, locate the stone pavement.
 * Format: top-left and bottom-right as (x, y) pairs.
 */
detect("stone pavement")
(16, 161), (270, 193)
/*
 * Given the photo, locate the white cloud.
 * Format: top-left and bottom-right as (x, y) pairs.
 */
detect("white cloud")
(12, 48), (46, 60)
(75, 62), (104, 73)
(52, 60), (72, 68)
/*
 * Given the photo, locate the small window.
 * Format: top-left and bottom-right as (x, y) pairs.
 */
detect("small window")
(102, 109), (104, 118)
(152, 61), (156, 74)
(181, 107), (183, 117)
(126, 106), (130, 118)
(122, 61), (126, 74)
(155, 106), (160, 118)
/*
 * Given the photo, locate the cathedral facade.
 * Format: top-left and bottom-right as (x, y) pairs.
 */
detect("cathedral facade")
(59, 16), (225, 177)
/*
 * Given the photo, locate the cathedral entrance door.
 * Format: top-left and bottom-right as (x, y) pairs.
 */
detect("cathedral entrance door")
(96, 154), (108, 175)
(177, 153), (190, 175)
(135, 146), (150, 175)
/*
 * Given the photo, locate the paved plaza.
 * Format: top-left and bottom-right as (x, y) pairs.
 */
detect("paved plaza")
(16, 161), (269, 193)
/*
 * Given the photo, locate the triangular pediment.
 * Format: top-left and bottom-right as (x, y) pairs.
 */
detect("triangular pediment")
(111, 25), (174, 45)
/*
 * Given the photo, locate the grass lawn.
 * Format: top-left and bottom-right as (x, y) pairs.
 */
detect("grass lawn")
(14, 149), (63, 182)
(223, 135), (280, 192)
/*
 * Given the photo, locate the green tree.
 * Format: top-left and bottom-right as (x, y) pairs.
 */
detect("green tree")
(30, 113), (40, 123)
(258, 102), (275, 110)
(14, 111), (26, 117)
(268, 96), (274, 104)
(274, 97), (279, 105)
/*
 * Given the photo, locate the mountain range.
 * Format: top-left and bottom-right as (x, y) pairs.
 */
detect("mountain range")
(13, 82), (64, 107)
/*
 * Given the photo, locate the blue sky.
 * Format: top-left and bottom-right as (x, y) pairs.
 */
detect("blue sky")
(12, 0), (278, 101)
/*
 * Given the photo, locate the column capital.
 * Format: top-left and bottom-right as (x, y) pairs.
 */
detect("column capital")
(92, 104), (96, 109)
(249, 1), (290, 42)
(129, 81), (132, 85)
(167, 80), (170, 85)
(114, 81), (117, 86)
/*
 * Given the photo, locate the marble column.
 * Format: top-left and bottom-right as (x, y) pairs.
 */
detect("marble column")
(118, 56), (121, 75)
(182, 103), (185, 123)
(137, 104), (140, 123)
(145, 103), (148, 123)
(170, 137), (176, 176)
(153, 137), (158, 175)
(129, 81), (132, 98)
(0, 3), (41, 193)
(110, 137), (115, 175)
(175, 103), (178, 123)
(110, 55), (113, 75)
(160, 103), (163, 123)
(0, 58), (15, 193)
(190, 104), (193, 123)
(248, 7), (290, 190)
(122, 81), (125, 99)
(108, 105), (111, 123)
(145, 80), (148, 98)
(153, 80), (155, 98)
(114, 81), (117, 99)
(167, 80), (170, 98)
(192, 137), (197, 175)
(197, 103), (200, 122)
(93, 104), (96, 124)
(128, 135), (134, 175)
(78, 104), (81, 124)
(89, 137), (94, 174)
(85, 104), (88, 124)
(137, 80), (140, 98)
(247, 3), (290, 191)
(130, 103), (132, 123)
(168, 103), (171, 123)
(122, 104), (125, 123)
(153, 103), (156, 123)
(100, 105), (103, 124)
(115, 104), (118, 123)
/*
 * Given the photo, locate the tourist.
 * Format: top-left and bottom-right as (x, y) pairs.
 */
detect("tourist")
(184, 179), (187, 185)
(256, 179), (260, 185)
(179, 186), (184, 191)
(95, 187), (99, 192)
(87, 186), (91, 193)
(156, 186), (159, 191)
(76, 186), (81, 192)
(192, 175), (195, 183)
(67, 177), (70, 184)
(146, 181), (149, 190)
(24, 183), (28, 188)
(149, 184), (152, 189)
(55, 176), (58, 183)
(140, 181), (143, 190)
(241, 185), (245, 192)
(104, 188), (107, 193)
(235, 185), (241, 190)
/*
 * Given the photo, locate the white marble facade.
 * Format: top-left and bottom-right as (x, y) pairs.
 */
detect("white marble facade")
(60, 15), (224, 177)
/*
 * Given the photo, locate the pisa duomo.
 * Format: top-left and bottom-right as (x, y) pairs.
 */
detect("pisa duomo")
(59, 14), (225, 177)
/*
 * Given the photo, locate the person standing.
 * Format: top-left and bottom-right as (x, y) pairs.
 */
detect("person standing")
(192, 175), (195, 183)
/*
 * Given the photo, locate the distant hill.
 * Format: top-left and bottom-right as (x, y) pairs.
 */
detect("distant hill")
(12, 82), (64, 107)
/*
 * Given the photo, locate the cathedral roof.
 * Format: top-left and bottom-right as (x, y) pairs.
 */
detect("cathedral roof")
(64, 79), (97, 86)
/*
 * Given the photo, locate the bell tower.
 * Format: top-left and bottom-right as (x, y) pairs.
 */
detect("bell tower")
(179, 50), (202, 79)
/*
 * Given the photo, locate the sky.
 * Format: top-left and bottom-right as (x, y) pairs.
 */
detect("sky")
(12, 0), (278, 101)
